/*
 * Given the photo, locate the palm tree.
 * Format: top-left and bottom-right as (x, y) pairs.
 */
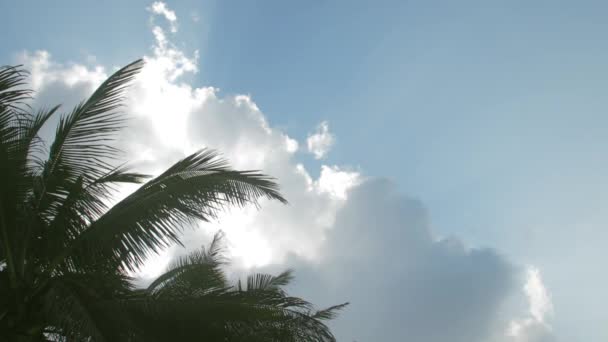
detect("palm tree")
(0, 60), (345, 341)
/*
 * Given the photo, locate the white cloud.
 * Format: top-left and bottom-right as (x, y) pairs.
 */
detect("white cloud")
(16, 51), (109, 143)
(18, 3), (358, 273)
(525, 267), (553, 324)
(127, 22), (358, 268)
(505, 267), (555, 342)
(284, 135), (299, 153)
(148, 1), (178, 33)
(17, 50), (106, 92)
(316, 165), (360, 200)
(307, 121), (334, 159)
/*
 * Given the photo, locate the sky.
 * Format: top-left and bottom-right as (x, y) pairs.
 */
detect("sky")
(2, 0), (608, 340)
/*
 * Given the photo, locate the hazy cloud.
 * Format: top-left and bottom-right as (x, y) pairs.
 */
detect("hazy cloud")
(505, 268), (555, 342)
(307, 121), (334, 159)
(271, 179), (524, 341)
(148, 1), (178, 33)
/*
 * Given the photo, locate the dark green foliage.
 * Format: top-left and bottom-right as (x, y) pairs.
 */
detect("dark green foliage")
(0, 61), (345, 341)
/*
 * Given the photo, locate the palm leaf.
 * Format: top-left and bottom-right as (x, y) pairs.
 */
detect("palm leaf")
(0, 58), (346, 341)
(0, 64), (31, 111)
(240, 270), (294, 294)
(35, 167), (149, 275)
(43, 273), (136, 342)
(31, 59), (143, 237)
(56, 149), (286, 272)
(0, 64), (34, 288)
(139, 234), (343, 341)
(147, 231), (227, 295)
(44, 59), (143, 182)
(312, 302), (349, 320)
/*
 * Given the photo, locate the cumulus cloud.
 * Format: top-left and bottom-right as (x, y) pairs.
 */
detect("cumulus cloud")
(122, 24), (360, 268)
(15, 2), (554, 341)
(18, 2), (359, 274)
(307, 121), (334, 159)
(270, 179), (520, 341)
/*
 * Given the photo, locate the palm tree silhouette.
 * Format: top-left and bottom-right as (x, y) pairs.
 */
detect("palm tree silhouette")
(0, 60), (345, 341)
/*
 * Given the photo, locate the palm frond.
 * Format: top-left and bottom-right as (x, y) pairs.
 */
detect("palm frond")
(19, 60), (143, 280)
(43, 274), (135, 342)
(312, 302), (349, 320)
(118, 290), (339, 342)
(60, 149), (286, 272)
(30, 59), (143, 239)
(147, 231), (228, 295)
(241, 270), (294, 293)
(0, 58), (345, 341)
(0, 64), (31, 111)
(38, 167), (149, 274)
(135, 233), (343, 341)
(0, 65), (34, 290)
(44, 59), (143, 182)
(24, 105), (61, 169)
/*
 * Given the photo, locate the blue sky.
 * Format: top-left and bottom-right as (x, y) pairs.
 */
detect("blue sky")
(3, 1), (608, 340)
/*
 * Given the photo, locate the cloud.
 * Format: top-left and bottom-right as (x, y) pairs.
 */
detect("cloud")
(525, 268), (553, 324)
(18, 3), (359, 274)
(148, 1), (178, 33)
(16, 50), (108, 142)
(504, 268), (555, 342)
(15, 2), (555, 341)
(270, 179), (521, 341)
(191, 11), (200, 23)
(17, 50), (106, 93)
(307, 121), (334, 159)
